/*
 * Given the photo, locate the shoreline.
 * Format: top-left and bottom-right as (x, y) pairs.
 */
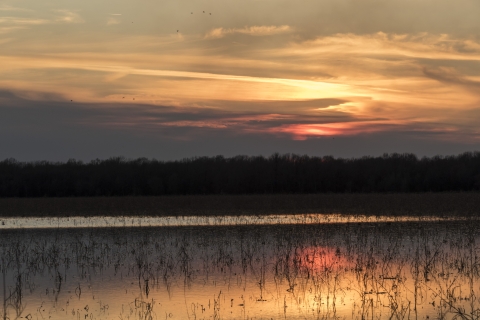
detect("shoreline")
(1, 213), (476, 230)
(1, 193), (479, 218)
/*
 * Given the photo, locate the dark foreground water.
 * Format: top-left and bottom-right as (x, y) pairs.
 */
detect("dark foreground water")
(1, 220), (480, 319)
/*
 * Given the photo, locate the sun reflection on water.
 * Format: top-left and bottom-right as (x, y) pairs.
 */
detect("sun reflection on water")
(1, 220), (480, 319)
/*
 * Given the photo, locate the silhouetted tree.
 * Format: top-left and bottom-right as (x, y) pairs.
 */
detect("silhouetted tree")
(1, 152), (480, 197)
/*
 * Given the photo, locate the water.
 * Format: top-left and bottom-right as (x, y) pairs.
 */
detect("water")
(1, 217), (480, 319)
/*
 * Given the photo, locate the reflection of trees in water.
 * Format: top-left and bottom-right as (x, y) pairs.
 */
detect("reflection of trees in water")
(2, 221), (480, 319)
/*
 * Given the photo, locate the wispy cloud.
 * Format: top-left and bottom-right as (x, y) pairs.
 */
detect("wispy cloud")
(0, 26), (25, 34)
(0, 17), (49, 25)
(284, 33), (480, 61)
(0, 5), (28, 12)
(0, 10), (83, 34)
(0, 12), (84, 26)
(54, 10), (84, 23)
(205, 25), (292, 39)
(0, 17), (50, 34)
(1, 30), (480, 143)
(107, 17), (121, 25)
(423, 66), (480, 92)
(268, 121), (407, 140)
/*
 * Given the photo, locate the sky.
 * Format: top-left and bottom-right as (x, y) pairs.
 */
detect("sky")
(1, 0), (480, 161)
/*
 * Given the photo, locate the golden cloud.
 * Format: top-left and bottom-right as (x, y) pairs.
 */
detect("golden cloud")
(1, 30), (480, 142)
(205, 25), (292, 39)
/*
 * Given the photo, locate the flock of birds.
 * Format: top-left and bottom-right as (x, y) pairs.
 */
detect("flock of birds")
(70, 10), (214, 103)
(177, 10), (212, 33)
(130, 10), (212, 33)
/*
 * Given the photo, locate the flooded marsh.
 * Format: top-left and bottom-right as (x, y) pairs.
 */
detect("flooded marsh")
(2, 220), (480, 319)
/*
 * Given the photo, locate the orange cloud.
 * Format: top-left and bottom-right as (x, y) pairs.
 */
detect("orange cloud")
(205, 25), (292, 39)
(0, 17), (49, 26)
(270, 121), (407, 140)
(54, 10), (83, 23)
(1, 27), (480, 144)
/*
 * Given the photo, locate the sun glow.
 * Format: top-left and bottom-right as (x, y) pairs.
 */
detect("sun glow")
(1, 0), (480, 152)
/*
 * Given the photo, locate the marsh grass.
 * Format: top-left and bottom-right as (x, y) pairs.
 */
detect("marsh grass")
(2, 221), (480, 319)
(1, 193), (480, 218)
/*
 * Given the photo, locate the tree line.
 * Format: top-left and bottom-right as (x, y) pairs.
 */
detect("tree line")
(1, 152), (480, 197)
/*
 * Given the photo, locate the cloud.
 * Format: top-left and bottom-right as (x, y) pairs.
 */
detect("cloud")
(0, 17), (49, 34)
(423, 66), (480, 92)
(54, 10), (84, 23)
(268, 121), (406, 140)
(0, 89), (404, 142)
(0, 26), (25, 34)
(0, 54), (351, 103)
(1, 30), (480, 145)
(0, 10), (83, 34)
(2, 0), (480, 160)
(205, 99), (349, 114)
(0, 17), (49, 25)
(0, 5), (27, 12)
(1, 88), (480, 161)
(107, 17), (121, 26)
(284, 33), (480, 62)
(0, 89), (353, 136)
(205, 25), (292, 39)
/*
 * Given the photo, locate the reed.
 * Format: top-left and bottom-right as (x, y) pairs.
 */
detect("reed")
(2, 220), (480, 319)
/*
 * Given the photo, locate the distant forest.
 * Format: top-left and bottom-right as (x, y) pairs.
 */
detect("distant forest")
(1, 152), (480, 197)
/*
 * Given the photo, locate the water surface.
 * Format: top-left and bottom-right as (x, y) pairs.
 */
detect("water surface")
(1, 218), (480, 319)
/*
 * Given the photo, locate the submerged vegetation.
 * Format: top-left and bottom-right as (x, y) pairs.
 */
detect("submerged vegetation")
(2, 221), (480, 319)
(1, 152), (480, 197)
